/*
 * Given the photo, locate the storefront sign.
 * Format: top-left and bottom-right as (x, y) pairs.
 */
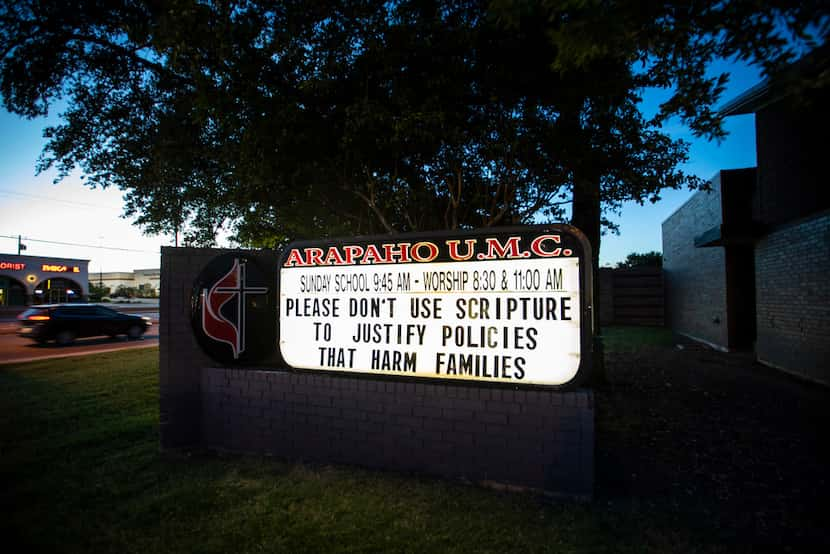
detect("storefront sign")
(41, 264), (81, 273)
(279, 226), (592, 387)
(0, 261), (26, 271)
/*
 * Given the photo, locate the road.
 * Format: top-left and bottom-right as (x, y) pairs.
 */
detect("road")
(0, 327), (158, 365)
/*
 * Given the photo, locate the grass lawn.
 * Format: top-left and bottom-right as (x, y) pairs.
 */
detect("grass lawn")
(601, 325), (675, 353)
(2, 336), (729, 553)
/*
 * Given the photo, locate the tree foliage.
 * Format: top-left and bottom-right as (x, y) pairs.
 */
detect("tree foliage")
(112, 285), (138, 299)
(1, 1), (827, 250)
(616, 251), (662, 269)
(87, 282), (111, 301)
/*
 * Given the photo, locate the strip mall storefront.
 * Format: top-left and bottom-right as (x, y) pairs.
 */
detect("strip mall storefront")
(0, 254), (89, 306)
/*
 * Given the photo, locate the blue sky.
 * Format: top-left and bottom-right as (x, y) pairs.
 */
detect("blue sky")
(0, 60), (761, 272)
(599, 60), (761, 266)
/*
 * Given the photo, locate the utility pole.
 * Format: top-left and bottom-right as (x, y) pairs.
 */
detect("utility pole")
(17, 235), (27, 254)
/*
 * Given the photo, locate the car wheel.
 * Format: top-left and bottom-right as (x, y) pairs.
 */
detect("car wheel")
(127, 325), (144, 340)
(56, 330), (76, 346)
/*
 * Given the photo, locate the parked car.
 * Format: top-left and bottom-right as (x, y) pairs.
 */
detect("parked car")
(17, 304), (152, 345)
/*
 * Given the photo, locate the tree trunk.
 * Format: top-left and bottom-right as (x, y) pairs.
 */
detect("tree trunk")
(571, 175), (606, 386)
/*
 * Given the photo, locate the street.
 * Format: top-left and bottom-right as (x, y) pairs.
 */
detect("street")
(0, 326), (158, 365)
(0, 303), (160, 365)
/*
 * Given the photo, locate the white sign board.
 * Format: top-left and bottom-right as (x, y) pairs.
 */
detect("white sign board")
(279, 228), (591, 387)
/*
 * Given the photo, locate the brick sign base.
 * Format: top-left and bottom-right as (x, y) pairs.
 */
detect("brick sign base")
(160, 247), (594, 499)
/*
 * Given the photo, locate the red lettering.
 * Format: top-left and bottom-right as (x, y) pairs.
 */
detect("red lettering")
(361, 244), (385, 264)
(322, 247), (346, 266)
(0, 261), (26, 270)
(383, 242), (411, 263)
(305, 248), (324, 266)
(530, 235), (562, 257)
(411, 241), (439, 262)
(281, 234), (570, 269)
(284, 249), (306, 267)
(446, 239), (476, 261)
(343, 245), (364, 265)
(477, 236), (523, 260)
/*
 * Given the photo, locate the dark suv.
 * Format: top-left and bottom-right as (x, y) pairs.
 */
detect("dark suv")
(18, 304), (152, 345)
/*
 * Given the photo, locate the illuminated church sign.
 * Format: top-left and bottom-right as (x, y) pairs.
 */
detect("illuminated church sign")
(193, 225), (593, 388)
(279, 226), (592, 387)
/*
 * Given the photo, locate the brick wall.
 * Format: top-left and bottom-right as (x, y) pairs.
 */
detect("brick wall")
(755, 99), (829, 227)
(662, 175), (729, 349)
(161, 247), (595, 498)
(755, 211), (830, 385)
(160, 247), (227, 448)
(201, 368), (593, 496)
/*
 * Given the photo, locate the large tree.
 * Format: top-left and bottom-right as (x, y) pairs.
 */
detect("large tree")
(1, 0), (826, 255)
(492, 0), (828, 272)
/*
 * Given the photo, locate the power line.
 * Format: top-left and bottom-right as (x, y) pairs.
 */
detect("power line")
(0, 188), (113, 209)
(0, 234), (160, 254)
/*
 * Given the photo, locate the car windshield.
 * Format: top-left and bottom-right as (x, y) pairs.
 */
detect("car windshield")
(18, 308), (49, 320)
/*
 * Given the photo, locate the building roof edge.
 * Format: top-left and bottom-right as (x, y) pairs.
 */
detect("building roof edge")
(718, 80), (773, 116)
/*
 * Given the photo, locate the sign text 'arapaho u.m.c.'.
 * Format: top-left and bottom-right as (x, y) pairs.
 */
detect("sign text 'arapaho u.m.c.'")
(279, 226), (592, 387)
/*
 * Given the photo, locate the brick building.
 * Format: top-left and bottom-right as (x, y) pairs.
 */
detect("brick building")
(93, 268), (161, 297)
(662, 54), (829, 385)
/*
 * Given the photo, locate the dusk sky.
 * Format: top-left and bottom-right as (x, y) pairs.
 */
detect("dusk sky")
(0, 60), (760, 273)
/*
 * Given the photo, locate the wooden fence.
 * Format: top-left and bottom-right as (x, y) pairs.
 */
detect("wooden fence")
(598, 267), (664, 326)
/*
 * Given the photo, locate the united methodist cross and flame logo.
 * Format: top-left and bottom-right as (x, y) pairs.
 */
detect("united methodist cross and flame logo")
(192, 253), (275, 364)
(201, 258), (268, 359)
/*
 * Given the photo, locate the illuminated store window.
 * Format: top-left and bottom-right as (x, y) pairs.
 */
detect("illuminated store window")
(32, 277), (83, 304)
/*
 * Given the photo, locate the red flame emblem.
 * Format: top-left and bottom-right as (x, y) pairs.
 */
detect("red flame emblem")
(201, 258), (268, 359)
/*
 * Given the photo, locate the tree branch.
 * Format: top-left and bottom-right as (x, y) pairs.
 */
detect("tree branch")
(356, 172), (396, 233)
(444, 168), (461, 229)
(65, 32), (188, 83)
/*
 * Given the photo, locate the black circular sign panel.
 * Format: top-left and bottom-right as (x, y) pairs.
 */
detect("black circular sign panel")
(191, 253), (276, 364)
